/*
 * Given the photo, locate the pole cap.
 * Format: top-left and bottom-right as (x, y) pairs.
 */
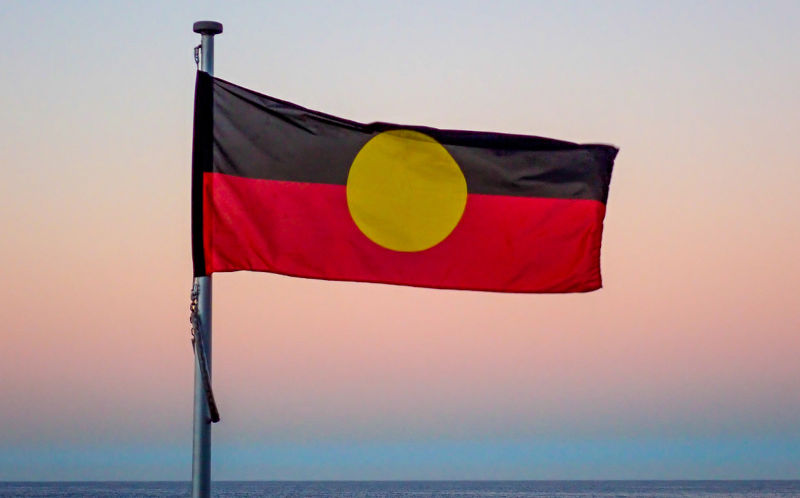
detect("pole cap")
(193, 21), (223, 35)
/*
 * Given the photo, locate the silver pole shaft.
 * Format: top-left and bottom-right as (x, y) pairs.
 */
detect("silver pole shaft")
(191, 275), (212, 498)
(191, 20), (222, 498)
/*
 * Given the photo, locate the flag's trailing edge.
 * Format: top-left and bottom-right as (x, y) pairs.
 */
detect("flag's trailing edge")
(191, 71), (617, 293)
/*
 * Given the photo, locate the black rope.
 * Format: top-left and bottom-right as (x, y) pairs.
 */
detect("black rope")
(191, 282), (220, 423)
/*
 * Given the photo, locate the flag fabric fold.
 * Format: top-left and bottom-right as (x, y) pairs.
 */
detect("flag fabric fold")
(192, 71), (617, 293)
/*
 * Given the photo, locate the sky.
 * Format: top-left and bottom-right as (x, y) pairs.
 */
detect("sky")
(1, 0), (799, 481)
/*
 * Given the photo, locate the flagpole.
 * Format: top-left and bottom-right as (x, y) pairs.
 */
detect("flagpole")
(192, 20), (222, 498)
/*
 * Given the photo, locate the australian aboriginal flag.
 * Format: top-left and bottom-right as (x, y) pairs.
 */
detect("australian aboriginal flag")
(191, 71), (617, 293)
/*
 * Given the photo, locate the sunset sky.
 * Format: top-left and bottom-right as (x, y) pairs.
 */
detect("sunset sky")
(1, 0), (799, 480)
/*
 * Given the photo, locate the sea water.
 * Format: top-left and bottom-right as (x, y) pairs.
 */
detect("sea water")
(1, 481), (799, 497)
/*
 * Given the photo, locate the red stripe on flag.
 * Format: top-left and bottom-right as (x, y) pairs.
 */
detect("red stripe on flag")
(203, 172), (606, 292)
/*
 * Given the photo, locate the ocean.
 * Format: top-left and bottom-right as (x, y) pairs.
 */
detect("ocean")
(0, 481), (799, 497)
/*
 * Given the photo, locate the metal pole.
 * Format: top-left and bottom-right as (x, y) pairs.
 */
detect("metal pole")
(192, 20), (222, 498)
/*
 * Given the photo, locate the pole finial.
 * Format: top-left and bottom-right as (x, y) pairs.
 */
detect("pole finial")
(193, 21), (223, 35)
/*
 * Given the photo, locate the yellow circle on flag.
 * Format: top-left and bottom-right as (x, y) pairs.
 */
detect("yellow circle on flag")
(346, 129), (467, 252)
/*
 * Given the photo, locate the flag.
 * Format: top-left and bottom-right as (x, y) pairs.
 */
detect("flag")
(192, 71), (617, 293)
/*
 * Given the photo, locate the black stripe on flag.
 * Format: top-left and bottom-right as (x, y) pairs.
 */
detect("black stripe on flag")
(206, 72), (617, 203)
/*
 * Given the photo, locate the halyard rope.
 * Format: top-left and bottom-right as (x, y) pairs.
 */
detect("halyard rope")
(190, 281), (220, 423)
